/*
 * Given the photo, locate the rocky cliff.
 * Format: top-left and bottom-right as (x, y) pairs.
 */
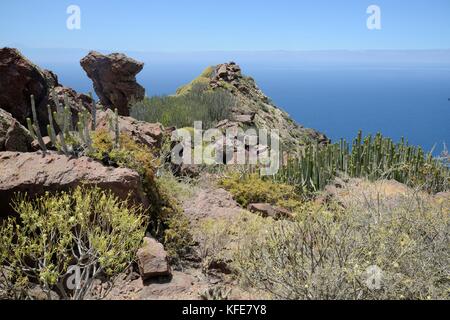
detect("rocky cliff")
(176, 62), (329, 151)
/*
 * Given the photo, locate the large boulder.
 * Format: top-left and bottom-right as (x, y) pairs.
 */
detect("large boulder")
(136, 237), (171, 281)
(0, 48), (93, 132)
(96, 109), (163, 150)
(80, 51), (145, 116)
(0, 108), (33, 152)
(0, 152), (148, 217)
(0, 48), (56, 130)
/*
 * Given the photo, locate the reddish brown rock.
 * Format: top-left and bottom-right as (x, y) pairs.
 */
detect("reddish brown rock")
(247, 203), (293, 220)
(0, 48), (56, 130)
(0, 48), (93, 132)
(0, 151), (148, 217)
(80, 51), (145, 116)
(0, 108), (33, 152)
(96, 109), (163, 150)
(137, 237), (171, 281)
(30, 136), (53, 151)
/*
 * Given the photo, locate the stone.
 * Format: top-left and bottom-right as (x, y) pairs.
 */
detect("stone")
(318, 178), (423, 210)
(247, 203), (293, 220)
(80, 51), (145, 116)
(0, 48), (54, 125)
(216, 64), (228, 78)
(138, 271), (195, 299)
(96, 109), (164, 150)
(137, 237), (171, 281)
(233, 113), (254, 124)
(0, 48), (93, 133)
(0, 48), (56, 129)
(27, 284), (60, 300)
(0, 151), (148, 217)
(31, 136), (53, 151)
(0, 108), (33, 152)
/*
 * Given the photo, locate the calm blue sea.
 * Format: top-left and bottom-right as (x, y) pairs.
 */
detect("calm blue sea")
(38, 53), (450, 154)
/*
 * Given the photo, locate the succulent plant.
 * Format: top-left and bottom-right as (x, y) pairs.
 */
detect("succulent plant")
(27, 91), (111, 157)
(273, 130), (449, 194)
(26, 95), (47, 154)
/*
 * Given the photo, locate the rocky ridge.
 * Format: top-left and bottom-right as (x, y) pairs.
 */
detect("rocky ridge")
(176, 62), (329, 151)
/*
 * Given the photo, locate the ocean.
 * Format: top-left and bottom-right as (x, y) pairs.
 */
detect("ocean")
(29, 49), (450, 154)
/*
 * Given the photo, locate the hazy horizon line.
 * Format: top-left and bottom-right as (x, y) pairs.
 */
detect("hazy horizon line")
(3, 44), (450, 54)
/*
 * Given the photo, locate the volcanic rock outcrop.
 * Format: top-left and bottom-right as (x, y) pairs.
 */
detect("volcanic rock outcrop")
(0, 152), (148, 217)
(0, 108), (33, 152)
(80, 51), (145, 116)
(96, 109), (163, 150)
(0, 48), (93, 132)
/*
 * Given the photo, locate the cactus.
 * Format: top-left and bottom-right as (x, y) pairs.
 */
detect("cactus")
(47, 105), (58, 148)
(77, 107), (93, 153)
(63, 94), (73, 132)
(50, 92), (70, 156)
(114, 108), (120, 149)
(26, 118), (36, 141)
(89, 92), (97, 131)
(28, 95), (47, 154)
(29, 92), (97, 157)
(273, 131), (449, 195)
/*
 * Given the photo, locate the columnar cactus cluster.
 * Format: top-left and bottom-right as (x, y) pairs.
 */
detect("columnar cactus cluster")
(26, 92), (120, 157)
(273, 130), (449, 194)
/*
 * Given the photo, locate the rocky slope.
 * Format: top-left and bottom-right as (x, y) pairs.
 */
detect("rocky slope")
(176, 62), (329, 150)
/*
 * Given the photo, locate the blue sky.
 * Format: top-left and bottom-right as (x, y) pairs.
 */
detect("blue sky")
(1, 0), (449, 51)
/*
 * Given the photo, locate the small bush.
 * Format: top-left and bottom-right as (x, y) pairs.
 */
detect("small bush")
(0, 187), (147, 300)
(195, 218), (234, 273)
(233, 196), (450, 300)
(90, 129), (158, 186)
(152, 174), (193, 260)
(219, 173), (302, 210)
(130, 83), (236, 129)
(176, 66), (215, 96)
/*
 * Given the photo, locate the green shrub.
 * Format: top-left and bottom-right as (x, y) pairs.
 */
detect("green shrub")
(175, 66), (215, 96)
(233, 196), (450, 300)
(130, 83), (235, 129)
(151, 174), (193, 260)
(90, 130), (192, 261)
(90, 129), (158, 189)
(0, 187), (147, 300)
(219, 173), (302, 210)
(194, 218), (234, 273)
